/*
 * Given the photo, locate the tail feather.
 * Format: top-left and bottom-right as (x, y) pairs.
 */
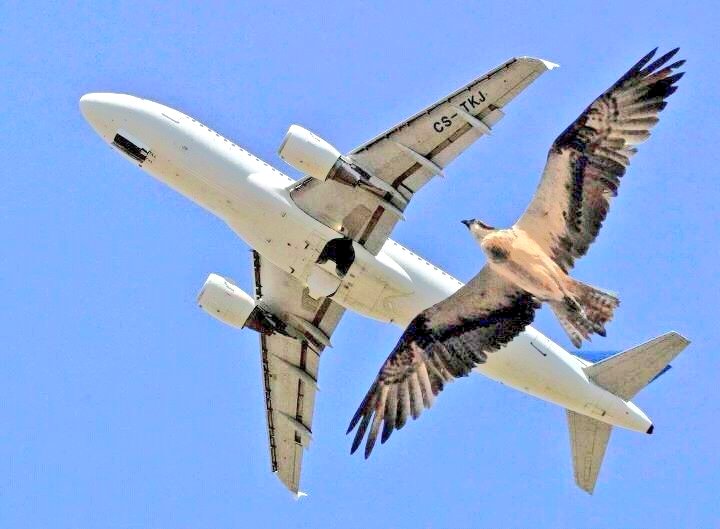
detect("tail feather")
(550, 297), (595, 348)
(575, 281), (619, 327)
(551, 280), (619, 347)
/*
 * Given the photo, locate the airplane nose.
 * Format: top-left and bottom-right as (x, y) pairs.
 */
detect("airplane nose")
(80, 93), (112, 134)
(79, 92), (116, 123)
(79, 92), (138, 139)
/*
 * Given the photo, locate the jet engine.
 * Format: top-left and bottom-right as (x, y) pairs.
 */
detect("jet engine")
(197, 273), (257, 329)
(278, 124), (407, 217)
(278, 124), (341, 181)
(197, 273), (334, 350)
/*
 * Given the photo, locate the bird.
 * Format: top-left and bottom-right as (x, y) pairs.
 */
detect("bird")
(347, 48), (684, 458)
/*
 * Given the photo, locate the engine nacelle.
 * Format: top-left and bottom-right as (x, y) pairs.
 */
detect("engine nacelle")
(197, 273), (256, 329)
(278, 125), (408, 219)
(278, 124), (341, 181)
(197, 273), (334, 350)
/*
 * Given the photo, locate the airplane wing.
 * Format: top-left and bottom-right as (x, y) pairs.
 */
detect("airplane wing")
(251, 250), (345, 494)
(289, 56), (557, 254)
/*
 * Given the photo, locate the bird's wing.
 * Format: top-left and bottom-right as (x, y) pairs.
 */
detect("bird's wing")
(347, 266), (539, 457)
(515, 48), (684, 272)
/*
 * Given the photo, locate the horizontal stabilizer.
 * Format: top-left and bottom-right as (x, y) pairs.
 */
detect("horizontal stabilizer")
(583, 332), (690, 400)
(567, 410), (612, 494)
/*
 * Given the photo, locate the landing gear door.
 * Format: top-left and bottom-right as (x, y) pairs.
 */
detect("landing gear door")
(305, 236), (356, 299)
(306, 266), (341, 299)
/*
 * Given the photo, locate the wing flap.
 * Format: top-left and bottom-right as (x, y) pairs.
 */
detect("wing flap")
(349, 57), (555, 192)
(349, 56), (556, 195)
(261, 333), (319, 493)
(252, 252), (345, 494)
(289, 56), (556, 254)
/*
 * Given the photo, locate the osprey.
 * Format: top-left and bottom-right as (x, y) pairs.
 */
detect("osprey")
(348, 48), (684, 458)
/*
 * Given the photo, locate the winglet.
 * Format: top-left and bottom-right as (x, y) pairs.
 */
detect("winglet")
(518, 56), (560, 71)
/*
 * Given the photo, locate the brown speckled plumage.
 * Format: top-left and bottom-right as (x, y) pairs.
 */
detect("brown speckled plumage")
(348, 49), (683, 458)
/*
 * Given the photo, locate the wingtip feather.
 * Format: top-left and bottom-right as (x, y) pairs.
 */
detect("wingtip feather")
(640, 47), (659, 66)
(667, 59), (686, 70)
(643, 48), (682, 76)
(364, 442), (374, 459)
(346, 408), (362, 434)
(380, 421), (394, 444)
(350, 430), (364, 454)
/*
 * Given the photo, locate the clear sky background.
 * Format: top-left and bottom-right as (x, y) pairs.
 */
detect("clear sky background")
(2, 1), (718, 527)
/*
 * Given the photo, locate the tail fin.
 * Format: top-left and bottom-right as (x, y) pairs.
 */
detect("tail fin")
(550, 281), (619, 347)
(583, 332), (690, 400)
(567, 332), (690, 494)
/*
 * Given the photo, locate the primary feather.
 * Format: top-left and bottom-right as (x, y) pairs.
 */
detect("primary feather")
(348, 267), (539, 457)
(348, 48), (684, 457)
(516, 48), (684, 272)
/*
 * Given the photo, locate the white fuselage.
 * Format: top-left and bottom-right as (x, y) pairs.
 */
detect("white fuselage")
(80, 93), (652, 434)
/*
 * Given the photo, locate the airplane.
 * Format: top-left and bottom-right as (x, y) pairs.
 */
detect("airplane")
(80, 55), (689, 495)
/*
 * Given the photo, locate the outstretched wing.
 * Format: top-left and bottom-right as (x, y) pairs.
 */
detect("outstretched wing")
(252, 251), (345, 495)
(347, 267), (539, 457)
(515, 48), (685, 272)
(290, 56), (556, 254)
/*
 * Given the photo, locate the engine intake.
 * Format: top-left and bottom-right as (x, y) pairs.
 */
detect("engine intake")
(197, 273), (257, 329)
(278, 124), (341, 181)
(198, 273), (334, 350)
(278, 125), (407, 218)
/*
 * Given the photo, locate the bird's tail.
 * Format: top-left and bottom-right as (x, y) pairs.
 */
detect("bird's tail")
(550, 280), (619, 347)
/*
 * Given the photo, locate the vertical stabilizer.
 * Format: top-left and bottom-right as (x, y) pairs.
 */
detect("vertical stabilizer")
(567, 411), (612, 494)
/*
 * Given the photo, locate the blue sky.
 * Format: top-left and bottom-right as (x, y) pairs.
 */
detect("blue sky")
(2, 1), (718, 527)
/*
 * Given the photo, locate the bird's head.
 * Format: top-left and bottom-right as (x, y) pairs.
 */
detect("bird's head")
(462, 219), (497, 241)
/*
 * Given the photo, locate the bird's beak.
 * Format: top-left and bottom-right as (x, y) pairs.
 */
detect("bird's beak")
(461, 219), (473, 228)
